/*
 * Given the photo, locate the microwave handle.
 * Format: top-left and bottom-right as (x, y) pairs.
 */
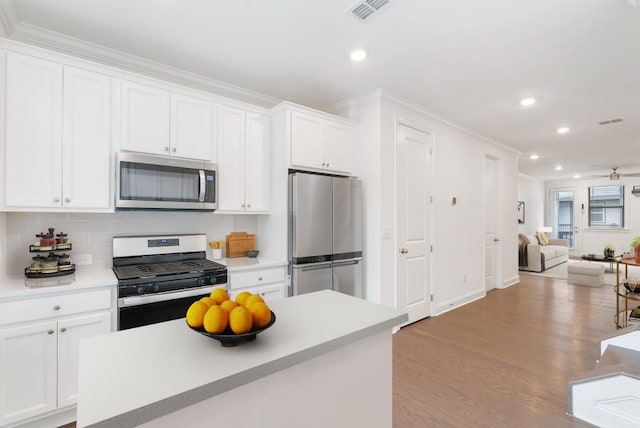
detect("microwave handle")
(199, 170), (206, 202)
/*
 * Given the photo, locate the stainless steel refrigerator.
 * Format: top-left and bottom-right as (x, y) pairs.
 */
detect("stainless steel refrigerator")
(289, 172), (363, 297)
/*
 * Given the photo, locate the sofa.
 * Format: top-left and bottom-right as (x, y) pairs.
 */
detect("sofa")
(518, 233), (569, 272)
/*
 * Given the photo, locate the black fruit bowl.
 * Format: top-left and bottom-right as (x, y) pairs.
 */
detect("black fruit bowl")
(187, 311), (276, 347)
(246, 250), (260, 258)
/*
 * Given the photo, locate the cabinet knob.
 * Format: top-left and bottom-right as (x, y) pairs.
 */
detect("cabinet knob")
(53, 197), (60, 203)
(60, 327), (67, 333)
(65, 198), (71, 203)
(400, 248), (408, 254)
(53, 305), (61, 311)
(326, 163), (330, 167)
(241, 204), (245, 208)
(247, 204), (251, 208)
(164, 146), (170, 152)
(47, 330), (54, 335)
(322, 162), (326, 167)
(258, 277), (263, 281)
(172, 147), (176, 153)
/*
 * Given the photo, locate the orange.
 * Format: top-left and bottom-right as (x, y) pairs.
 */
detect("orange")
(203, 305), (228, 334)
(220, 299), (238, 314)
(229, 306), (253, 334)
(186, 301), (209, 328)
(243, 294), (265, 308)
(199, 297), (215, 307)
(247, 302), (272, 329)
(210, 288), (230, 305)
(235, 291), (252, 306)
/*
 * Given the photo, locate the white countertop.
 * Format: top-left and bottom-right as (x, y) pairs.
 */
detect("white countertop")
(77, 290), (407, 428)
(215, 256), (287, 271)
(0, 268), (117, 300)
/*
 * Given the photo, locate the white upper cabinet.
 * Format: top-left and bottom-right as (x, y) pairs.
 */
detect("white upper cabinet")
(120, 80), (171, 156)
(217, 105), (269, 213)
(120, 80), (214, 161)
(286, 106), (354, 175)
(62, 66), (112, 209)
(3, 52), (112, 211)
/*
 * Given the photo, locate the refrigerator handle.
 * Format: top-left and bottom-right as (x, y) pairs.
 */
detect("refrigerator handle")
(332, 259), (361, 268)
(296, 262), (332, 272)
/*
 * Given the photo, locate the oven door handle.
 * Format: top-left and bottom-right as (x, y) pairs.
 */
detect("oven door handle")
(118, 286), (216, 308)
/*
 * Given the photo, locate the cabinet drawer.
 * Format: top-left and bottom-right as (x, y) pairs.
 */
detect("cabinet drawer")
(229, 267), (285, 290)
(0, 288), (112, 326)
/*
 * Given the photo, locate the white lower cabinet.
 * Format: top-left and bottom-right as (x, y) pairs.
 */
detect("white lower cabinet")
(0, 289), (113, 427)
(228, 266), (286, 302)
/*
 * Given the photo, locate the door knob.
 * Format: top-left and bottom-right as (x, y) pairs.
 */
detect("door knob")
(400, 248), (408, 254)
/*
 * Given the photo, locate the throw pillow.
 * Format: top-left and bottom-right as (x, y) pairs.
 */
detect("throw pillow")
(536, 231), (549, 246)
(518, 233), (530, 244)
(525, 234), (538, 245)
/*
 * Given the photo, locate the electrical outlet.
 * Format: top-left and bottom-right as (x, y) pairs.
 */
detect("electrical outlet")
(383, 227), (391, 240)
(74, 254), (92, 266)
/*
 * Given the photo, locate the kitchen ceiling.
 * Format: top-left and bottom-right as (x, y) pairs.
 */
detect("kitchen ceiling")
(1, 0), (639, 179)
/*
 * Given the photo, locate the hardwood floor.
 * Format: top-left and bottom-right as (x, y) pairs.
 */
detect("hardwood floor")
(393, 274), (615, 427)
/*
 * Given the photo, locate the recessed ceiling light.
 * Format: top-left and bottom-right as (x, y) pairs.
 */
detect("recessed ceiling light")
(350, 50), (367, 61)
(555, 165), (563, 171)
(529, 154), (539, 160)
(520, 97), (537, 107)
(574, 174), (581, 179)
(557, 127), (570, 134)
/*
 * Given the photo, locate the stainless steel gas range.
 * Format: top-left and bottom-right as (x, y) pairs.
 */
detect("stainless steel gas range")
(112, 234), (227, 330)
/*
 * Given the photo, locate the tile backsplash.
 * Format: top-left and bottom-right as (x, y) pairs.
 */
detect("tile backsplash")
(5, 211), (258, 275)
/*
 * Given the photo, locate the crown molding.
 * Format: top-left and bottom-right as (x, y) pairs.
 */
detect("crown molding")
(377, 89), (520, 155)
(0, 0), (18, 37)
(5, 20), (281, 108)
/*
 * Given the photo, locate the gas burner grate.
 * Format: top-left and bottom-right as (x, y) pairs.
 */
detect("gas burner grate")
(113, 259), (225, 280)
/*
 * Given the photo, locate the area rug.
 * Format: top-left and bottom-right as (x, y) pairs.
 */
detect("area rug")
(519, 261), (620, 286)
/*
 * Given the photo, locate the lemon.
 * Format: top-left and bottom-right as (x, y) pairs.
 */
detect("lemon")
(229, 306), (253, 334)
(247, 302), (271, 329)
(203, 305), (228, 334)
(186, 301), (209, 328)
(199, 296), (215, 307)
(235, 291), (252, 306)
(220, 299), (238, 314)
(243, 294), (265, 308)
(210, 288), (230, 305)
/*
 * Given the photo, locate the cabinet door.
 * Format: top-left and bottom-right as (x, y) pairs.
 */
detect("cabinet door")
(324, 121), (352, 173)
(0, 322), (57, 426)
(57, 312), (111, 408)
(4, 52), (63, 208)
(171, 93), (213, 160)
(120, 80), (170, 155)
(258, 283), (286, 302)
(244, 112), (269, 212)
(62, 67), (112, 209)
(217, 106), (246, 211)
(290, 111), (324, 170)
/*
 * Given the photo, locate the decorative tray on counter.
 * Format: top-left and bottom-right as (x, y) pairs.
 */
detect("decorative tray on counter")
(24, 265), (76, 278)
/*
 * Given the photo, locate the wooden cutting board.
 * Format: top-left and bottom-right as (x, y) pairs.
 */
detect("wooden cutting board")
(226, 231), (256, 258)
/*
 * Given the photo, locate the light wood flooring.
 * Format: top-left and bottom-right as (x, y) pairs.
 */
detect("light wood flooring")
(393, 273), (616, 427)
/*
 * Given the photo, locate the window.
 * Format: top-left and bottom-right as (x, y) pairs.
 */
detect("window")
(588, 185), (624, 227)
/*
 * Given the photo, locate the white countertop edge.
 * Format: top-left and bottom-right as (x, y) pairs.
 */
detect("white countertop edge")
(216, 257), (287, 272)
(84, 311), (407, 428)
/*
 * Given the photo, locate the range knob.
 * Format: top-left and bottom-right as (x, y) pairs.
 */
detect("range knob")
(152, 284), (159, 292)
(136, 285), (145, 295)
(197, 277), (206, 286)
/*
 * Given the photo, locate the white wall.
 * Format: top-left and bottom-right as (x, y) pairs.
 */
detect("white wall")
(4, 212), (258, 275)
(355, 90), (519, 314)
(545, 177), (640, 256)
(518, 174), (545, 235)
(0, 212), (5, 276)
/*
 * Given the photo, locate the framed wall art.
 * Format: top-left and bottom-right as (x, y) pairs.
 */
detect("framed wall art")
(517, 201), (525, 224)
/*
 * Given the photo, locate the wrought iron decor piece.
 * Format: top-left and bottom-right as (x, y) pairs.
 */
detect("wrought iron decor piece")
(517, 201), (525, 224)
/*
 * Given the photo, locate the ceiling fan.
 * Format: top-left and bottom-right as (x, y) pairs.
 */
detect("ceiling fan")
(589, 167), (640, 180)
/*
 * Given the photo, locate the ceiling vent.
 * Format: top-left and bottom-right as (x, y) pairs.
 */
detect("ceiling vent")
(348, 0), (391, 21)
(598, 118), (624, 125)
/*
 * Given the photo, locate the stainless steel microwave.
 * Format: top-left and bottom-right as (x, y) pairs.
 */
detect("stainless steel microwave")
(115, 152), (217, 211)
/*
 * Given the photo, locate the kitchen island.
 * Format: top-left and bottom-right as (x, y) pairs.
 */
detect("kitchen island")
(76, 290), (407, 428)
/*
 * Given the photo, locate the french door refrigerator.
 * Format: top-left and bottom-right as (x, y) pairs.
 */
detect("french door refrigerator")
(289, 172), (363, 297)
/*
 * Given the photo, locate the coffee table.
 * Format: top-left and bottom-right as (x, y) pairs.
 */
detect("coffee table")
(581, 254), (616, 273)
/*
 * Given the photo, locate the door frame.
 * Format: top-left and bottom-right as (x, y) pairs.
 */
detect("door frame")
(548, 186), (580, 257)
(394, 117), (435, 323)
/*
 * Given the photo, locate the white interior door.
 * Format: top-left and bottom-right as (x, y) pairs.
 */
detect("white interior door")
(397, 124), (432, 325)
(484, 156), (499, 291)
